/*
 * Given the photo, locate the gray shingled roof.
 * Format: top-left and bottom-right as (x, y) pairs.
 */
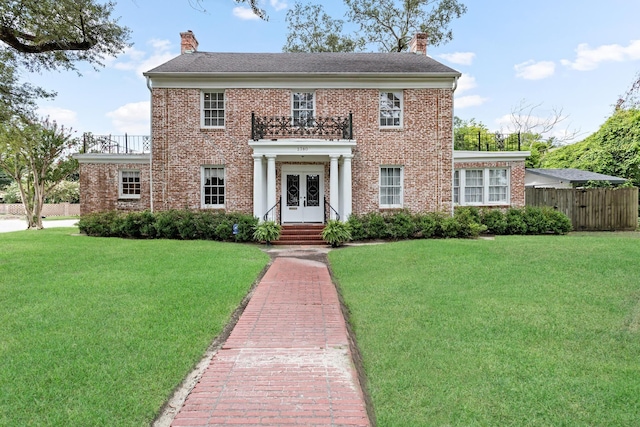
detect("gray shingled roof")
(144, 52), (460, 75)
(526, 168), (627, 184)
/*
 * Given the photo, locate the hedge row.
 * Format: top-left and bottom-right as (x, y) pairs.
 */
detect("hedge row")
(346, 206), (572, 240)
(77, 210), (258, 242)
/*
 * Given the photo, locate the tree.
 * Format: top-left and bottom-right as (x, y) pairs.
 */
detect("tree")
(501, 99), (580, 145)
(0, 117), (80, 229)
(189, 0), (267, 19)
(541, 109), (640, 186)
(615, 72), (640, 111)
(283, 0), (467, 53)
(345, 0), (467, 52)
(283, 2), (365, 52)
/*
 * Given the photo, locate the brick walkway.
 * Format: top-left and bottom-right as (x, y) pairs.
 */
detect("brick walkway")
(171, 256), (370, 427)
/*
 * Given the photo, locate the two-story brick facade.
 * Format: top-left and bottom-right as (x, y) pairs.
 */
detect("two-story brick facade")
(76, 31), (529, 222)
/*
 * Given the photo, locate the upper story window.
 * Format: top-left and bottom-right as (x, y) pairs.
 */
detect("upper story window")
(202, 91), (225, 128)
(379, 91), (402, 128)
(454, 168), (510, 206)
(202, 166), (225, 208)
(292, 92), (314, 126)
(119, 170), (140, 199)
(380, 166), (404, 208)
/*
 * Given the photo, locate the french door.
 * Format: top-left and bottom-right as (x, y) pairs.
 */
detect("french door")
(281, 167), (324, 223)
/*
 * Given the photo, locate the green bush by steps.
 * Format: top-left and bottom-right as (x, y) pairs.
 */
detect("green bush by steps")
(346, 206), (571, 241)
(78, 210), (258, 242)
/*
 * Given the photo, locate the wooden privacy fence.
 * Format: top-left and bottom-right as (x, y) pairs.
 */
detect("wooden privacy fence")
(525, 188), (638, 231)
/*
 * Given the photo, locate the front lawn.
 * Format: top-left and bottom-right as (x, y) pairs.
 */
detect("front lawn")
(0, 229), (269, 426)
(330, 236), (640, 426)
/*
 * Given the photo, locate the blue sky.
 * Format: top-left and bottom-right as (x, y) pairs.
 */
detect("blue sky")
(24, 0), (640, 142)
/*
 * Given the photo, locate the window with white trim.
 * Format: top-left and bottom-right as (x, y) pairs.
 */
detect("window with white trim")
(453, 170), (460, 204)
(380, 166), (403, 208)
(119, 170), (140, 199)
(454, 168), (510, 205)
(202, 91), (225, 128)
(292, 92), (314, 127)
(379, 91), (402, 127)
(202, 166), (225, 208)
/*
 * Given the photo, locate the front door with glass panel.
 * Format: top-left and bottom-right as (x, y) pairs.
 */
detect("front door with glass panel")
(282, 167), (324, 223)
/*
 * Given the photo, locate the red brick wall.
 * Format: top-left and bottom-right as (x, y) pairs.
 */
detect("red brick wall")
(79, 163), (150, 214)
(149, 87), (454, 215)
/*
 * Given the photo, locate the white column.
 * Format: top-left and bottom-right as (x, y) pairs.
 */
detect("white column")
(342, 154), (353, 221)
(266, 155), (277, 221)
(330, 155), (339, 221)
(338, 158), (345, 218)
(252, 155), (264, 219)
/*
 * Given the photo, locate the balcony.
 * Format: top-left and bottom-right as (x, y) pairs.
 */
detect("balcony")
(454, 131), (526, 151)
(82, 133), (151, 154)
(251, 113), (353, 141)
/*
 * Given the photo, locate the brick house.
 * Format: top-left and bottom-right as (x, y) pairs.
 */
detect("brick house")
(76, 31), (529, 223)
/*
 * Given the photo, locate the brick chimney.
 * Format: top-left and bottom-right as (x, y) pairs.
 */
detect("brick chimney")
(180, 30), (198, 54)
(409, 33), (428, 55)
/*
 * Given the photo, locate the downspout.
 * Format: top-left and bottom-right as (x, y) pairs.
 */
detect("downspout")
(146, 76), (154, 213)
(450, 76), (459, 216)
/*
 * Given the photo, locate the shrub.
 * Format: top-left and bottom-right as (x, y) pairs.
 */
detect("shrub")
(322, 220), (352, 247)
(387, 210), (415, 239)
(413, 212), (440, 238)
(505, 208), (528, 235)
(153, 210), (182, 239)
(78, 211), (123, 237)
(119, 210), (156, 238)
(346, 214), (366, 241)
(523, 206), (549, 234)
(253, 220), (281, 244)
(481, 209), (507, 234)
(542, 207), (572, 234)
(362, 212), (387, 239)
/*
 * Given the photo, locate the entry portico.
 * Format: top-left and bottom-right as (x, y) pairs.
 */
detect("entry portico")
(249, 138), (356, 223)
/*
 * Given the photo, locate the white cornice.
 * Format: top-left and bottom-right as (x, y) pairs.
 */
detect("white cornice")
(74, 153), (150, 164)
(249, 139), (356, 157)
(148, 74), (457, 90)
(453, 150), (531, 163)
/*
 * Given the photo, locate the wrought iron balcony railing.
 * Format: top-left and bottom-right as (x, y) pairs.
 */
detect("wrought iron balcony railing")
(251, 113), (353, 141)
(454, 131), (525, 152)
(82, 133), (151, 154)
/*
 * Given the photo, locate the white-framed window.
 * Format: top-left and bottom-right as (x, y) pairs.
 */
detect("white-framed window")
(380, 166), (403, 208)
(379, 91), (403, 128)
(453, 170), (460, 204)
(202, 166), (225, 208)
(292, 91), (314, 126)
(202, 91), (225, 128)
(119, 170), (140, 199)
(454, 168), (510, 206)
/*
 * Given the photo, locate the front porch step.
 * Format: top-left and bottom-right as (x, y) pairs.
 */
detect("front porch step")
(273, 224), (325, 246)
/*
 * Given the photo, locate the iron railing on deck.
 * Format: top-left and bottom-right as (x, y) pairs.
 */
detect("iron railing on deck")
(454, 131), (524, 151)
(82, 133), (151, 154)
(252, 113), (353, 141)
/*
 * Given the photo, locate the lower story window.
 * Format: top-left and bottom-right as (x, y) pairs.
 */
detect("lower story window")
(119, 170), (140, 199)
(380, 166), (403, 208)
(202, 166), (225, 208)
(454, 168), (509, 205)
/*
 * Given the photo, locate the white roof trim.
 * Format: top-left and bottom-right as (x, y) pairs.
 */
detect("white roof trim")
(149, 75), (457, 90)
(454, 150), (531, 163)
(249, 139), (356, 157)
(74, 153), (150, 164)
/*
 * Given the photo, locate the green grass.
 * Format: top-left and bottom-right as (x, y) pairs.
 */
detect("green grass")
(330, 235), (640, 426)
(0, 228), (269, 426)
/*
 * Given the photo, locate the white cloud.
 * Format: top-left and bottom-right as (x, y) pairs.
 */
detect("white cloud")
(38, 107), (78, 126)
(456, 74), (477, 94)
(111, 38), (175, 78)
(514, 60), (556, 80)
(106, 101), (150, 134)
(561, 40), (640, 71)
(438, 52), (476, 66)
(455, 95), (489, 109)
(233, 6), (262, 20)
(270, 0), (288, 11)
